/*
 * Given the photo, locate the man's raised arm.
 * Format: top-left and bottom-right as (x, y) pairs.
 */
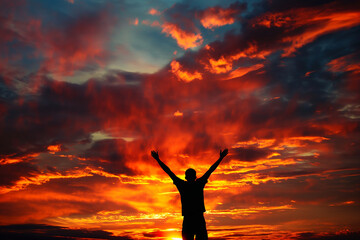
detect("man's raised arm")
(202, 149), (228, 180)
(151, 150), (178, 181)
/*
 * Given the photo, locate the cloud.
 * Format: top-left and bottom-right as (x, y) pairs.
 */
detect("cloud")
(225, 64), (264, 80)
(156, 3), (204, 49)
(148, 8), (161, 16)
(83, 139), (134, 175)
(327, 52), (360, 98)
(198, 2), (246, 29)
(0, 162), (38, 187)
(294, 231), (360, 240)
(170, 60), (203, 82)
(0, 3), (117, 80)
(0, 224), (133, 240)
(327, 53), (360, 74)
(0, 0), (360, 237)
(0, 79), (97, 158)
(251, 2), (360, 57)
(0, 1), (38, 84)
(0, 165), (98, 194)
(161, 0), (360, 85)
(231, 147), (271, 162)
(161, 22), (203, 49)
(36, 10), (116, 76)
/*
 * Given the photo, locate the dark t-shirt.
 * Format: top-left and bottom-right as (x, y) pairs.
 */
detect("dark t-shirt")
(173, 176), (208, 216)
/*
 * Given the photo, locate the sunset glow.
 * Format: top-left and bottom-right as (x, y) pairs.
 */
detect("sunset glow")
(0, 0), (359, 240)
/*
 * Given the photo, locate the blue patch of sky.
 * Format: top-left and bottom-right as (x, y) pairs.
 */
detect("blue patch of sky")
(106, 0), (185, 72)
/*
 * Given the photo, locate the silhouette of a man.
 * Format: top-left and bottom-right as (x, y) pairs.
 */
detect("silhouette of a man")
(151, 149), (228, 240)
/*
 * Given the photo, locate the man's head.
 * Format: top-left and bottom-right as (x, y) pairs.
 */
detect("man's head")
(185, 168), (196, 182)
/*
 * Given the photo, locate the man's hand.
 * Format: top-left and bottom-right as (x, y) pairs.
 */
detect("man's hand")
(151, 150), (177, 180)
(151, 150), (160, 160)
(203, 148), (229, 180)
(220, 149), (228, 159)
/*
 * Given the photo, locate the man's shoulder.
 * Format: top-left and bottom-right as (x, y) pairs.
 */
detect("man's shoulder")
(173, 176), (185, 185)
(196, 176), (208, 185)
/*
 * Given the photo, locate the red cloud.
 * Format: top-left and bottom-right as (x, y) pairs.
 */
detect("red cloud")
(327, 53), (360, 74)
(252, 6), (360, 56)
(327, 53), (360, 93)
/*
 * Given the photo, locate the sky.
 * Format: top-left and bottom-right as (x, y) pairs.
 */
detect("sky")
(0, 0), (360, 239)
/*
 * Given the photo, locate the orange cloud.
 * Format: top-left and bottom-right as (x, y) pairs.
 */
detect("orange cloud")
(0, 158), (22, 165)
(133, 17), (139, 25)
(207, 56), (233, 74)
(205, 43), (270, 74)
(47, 144), (61, 154)
(173, 110), (183, 117)
(161, 22), (203, 49)
(233, 138), (276, 149)
(232, 136), (329, 155)
(148, 8), (160, 16)
(170, 60), (202, 82)
(254, 12), (292, 28)
(329, 200), (355, 206)
(226, 64), (264, 80)
(0, 166), (121, 194)
(199, 7), (238, 29)
(0, 153), (39, 165)
(206, 204), (295, 216)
